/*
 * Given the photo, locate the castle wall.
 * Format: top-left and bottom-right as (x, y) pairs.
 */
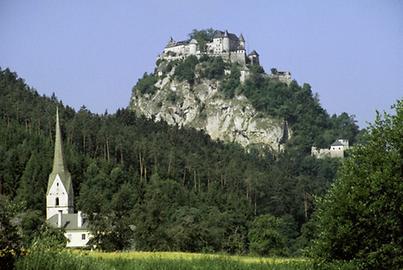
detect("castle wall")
(229, 51), (246, 65)
(209, 38), (223, 54)
(269, 72), (292, 85)
(240, 69), (250, 83)
(311, 140), (349, 159)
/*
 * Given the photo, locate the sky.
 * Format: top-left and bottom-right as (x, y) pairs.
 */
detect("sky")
(0, 0), (402, 127)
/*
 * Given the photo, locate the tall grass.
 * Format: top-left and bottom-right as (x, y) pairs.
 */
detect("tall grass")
(15, 250), (356, 270)
(15, 250), (108, 270)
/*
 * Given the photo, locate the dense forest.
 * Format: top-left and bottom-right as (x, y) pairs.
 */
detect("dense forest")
(0, 62), (359, 255)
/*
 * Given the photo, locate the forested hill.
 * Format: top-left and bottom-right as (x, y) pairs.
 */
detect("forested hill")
(130, 29), (361, 155)
(1, 67), (356, 254)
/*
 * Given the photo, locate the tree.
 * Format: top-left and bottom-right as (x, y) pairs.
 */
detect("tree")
(248, 214), (288, 256)
(188, 28), (216, 52)
(133, 72), (158, 95)
(312, 100), (403, 269)
(174, 55), (198, 83)
(0, 196), (23, 270)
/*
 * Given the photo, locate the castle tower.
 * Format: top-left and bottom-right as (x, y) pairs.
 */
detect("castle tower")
(166, 37), (175, 47)
(223, 30), (230, 52)
(189, 39), (198, 55)
(46, 107), (74, 219)
(239, 33), (245, 50)
(248, 50), (260, 65)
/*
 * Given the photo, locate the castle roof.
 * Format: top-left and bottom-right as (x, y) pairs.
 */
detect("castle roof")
(48, 213), (89, 231)
(165, 39), (191, 48)
(248, 50), (259, 56)
(239, 33), (245, 42)
(166, 37), (175, 47)
(47, 108), (72, 194)
(213, 30), (239, 41)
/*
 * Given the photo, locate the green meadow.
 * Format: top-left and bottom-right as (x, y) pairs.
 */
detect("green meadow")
(15, 250), (355, 270)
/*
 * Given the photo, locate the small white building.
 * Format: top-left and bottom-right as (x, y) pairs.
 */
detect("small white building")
(311, 139), (350, 159)
(46, 108), (91, 247)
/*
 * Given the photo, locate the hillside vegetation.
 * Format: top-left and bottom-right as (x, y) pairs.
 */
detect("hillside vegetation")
(133, 42), (360, 154)
(0, 56), (368, 270)
(0, 67), (357, 254)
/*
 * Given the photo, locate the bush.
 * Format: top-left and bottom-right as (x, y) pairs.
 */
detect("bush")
(133, 73), (158, 95)
(201, 57), (225, 80)
(174, 55), (199, 83)
(220, 64), (241, 98)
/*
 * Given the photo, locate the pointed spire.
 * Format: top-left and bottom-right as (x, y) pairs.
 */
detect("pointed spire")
(239, 33), (245, 42)
(224, 30), (229, 37)
(52, 107), (67, 174)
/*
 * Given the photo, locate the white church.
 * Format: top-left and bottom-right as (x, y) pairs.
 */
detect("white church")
(46, 108), (91, 247)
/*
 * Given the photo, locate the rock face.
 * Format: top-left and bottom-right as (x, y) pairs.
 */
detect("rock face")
(130, 74), (288, 152)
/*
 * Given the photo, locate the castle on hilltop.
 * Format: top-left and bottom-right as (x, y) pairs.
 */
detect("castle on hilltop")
(160, 30), (259, 66)
(159, 30), (292, 84)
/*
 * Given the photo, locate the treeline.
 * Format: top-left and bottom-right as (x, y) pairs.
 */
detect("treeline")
(1, 67), (353, 254)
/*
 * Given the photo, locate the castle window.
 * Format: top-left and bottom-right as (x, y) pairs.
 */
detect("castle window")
(55, 197), (59, 206)
(82, 234), (86, 240)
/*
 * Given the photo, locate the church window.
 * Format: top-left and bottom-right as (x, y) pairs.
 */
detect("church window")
(82, 234), (86, 240)
(57, 182), (59, 186)
(55, 197), (59, 206)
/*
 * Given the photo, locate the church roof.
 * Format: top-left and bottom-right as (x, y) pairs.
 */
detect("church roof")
(331, 141), (344, 147)
(48, 213), (89, 231)
(47, 108), (73, 194)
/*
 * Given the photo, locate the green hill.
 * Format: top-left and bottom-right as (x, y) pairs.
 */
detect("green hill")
(0, 66), (358, 254)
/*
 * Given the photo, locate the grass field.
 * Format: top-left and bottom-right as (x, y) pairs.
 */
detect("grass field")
(15, 250), (353, 270)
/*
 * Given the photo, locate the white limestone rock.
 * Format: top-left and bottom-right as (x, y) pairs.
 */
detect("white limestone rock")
(130, 76), (288, 152)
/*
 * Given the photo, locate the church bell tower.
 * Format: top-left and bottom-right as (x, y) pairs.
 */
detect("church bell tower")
(46, 108), (74, 219)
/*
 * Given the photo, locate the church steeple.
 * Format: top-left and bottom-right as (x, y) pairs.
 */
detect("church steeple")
(52, 107), (67, 174)
(46, 107), (74, 219)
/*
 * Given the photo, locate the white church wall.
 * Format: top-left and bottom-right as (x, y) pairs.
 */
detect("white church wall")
(46, 174), (72, 219)
(65, 231), (92, 248)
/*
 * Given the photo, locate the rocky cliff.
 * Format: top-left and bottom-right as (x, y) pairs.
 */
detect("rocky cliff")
(130, 61), (289, 152)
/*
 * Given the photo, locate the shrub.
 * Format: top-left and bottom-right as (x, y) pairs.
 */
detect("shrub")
(134, 73), (158, 95)
(220, 64), (241, 98)
(174, 55), (199, 83)
(202, 57), (225, 80)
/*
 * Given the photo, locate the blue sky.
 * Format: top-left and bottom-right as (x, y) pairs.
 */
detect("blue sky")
(0, 0), (402, 127)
